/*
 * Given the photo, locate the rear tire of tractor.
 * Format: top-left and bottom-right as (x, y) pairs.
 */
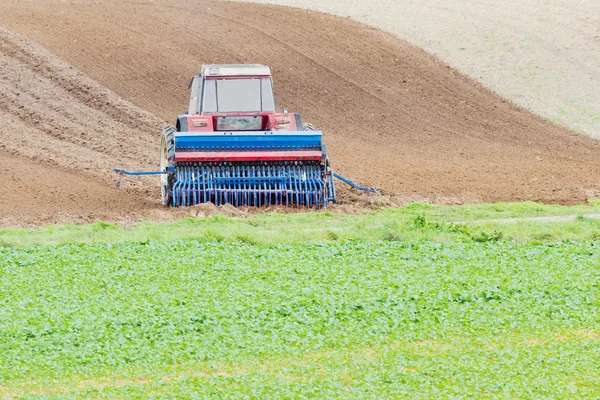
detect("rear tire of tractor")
(160, 126), (176, 206)
(302, 122), (315, 131)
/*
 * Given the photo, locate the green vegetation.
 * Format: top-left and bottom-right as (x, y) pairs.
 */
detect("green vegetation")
(2, 201), (600, 248)
(1, 202), (600, 397)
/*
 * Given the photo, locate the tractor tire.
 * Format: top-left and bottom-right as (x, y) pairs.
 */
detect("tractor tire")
(160, 125), (176, 206)
(302, 122), (315, 131)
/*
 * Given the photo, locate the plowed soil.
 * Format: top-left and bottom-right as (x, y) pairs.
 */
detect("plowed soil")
(240, 0), (600, 137)
(0, 28), (165, 226)
(1, 0), (600, 226)
(0, 152), (155, 227)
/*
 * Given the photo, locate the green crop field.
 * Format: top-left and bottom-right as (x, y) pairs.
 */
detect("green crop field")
(2, 203), (600, 398)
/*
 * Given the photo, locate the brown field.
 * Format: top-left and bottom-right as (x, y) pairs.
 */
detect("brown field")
(1, 0), (599, 226)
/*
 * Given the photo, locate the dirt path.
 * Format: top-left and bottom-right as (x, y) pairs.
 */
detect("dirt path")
(237, 0), (600, 137)
(0, 0), (600, 226)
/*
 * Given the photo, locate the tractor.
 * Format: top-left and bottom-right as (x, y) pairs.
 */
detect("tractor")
(160, 64), (336, 208)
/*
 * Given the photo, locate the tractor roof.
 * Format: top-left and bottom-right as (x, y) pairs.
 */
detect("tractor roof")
(201, 64), (271, 77)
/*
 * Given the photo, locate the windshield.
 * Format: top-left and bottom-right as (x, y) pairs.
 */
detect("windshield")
(202, 78), (275, 113)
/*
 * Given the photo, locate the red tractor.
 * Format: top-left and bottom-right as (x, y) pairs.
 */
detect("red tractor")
(160, 64), (336, 207)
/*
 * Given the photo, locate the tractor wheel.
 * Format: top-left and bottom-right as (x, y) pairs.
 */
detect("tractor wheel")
(160, 125), (176, 206)
(302, 122), (315, 131)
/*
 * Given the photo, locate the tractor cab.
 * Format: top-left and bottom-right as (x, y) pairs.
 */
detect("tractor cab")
(176, 64), (302, 132)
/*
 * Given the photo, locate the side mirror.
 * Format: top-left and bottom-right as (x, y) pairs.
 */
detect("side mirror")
(283, 108), (289, 115)
(184, 110), (189, 115)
